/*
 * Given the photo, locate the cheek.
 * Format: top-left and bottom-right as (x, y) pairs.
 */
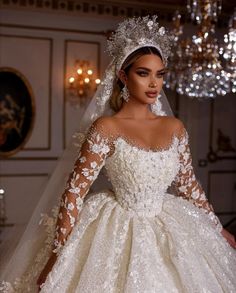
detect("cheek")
(128, 77), (147, 90)
(158, 78), (164, 88)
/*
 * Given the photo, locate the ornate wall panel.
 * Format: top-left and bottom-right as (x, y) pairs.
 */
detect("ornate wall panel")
(63, 39), (102, 148)
(0, 35), (52, 150)
(208, 171), (236, 226)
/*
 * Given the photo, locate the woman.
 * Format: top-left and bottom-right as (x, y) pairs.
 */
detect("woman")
(1, 16), (236, 293)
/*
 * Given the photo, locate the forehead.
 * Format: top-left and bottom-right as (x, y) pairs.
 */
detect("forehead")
(132, 54), (164, 69)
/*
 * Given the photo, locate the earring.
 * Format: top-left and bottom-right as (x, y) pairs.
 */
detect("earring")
(121, 85), (129, 102)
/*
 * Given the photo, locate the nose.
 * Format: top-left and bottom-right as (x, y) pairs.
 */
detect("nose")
(148, 74), (158, 88)
(149, 80), (157, 88)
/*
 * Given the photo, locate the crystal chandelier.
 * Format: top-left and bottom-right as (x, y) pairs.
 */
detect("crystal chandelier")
(67, 60), (100, 107)
(165, 1), (233, 99)
(220, 10), (236, 93)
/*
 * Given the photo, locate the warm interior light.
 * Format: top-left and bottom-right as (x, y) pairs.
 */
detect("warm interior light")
(69, 77), (75, 83)
(67, 60), (101, 105)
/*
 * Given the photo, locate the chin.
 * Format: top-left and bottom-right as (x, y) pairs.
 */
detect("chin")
(144, 98), (157, 105)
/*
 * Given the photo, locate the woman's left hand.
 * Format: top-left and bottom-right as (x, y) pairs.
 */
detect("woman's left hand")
(221, 228), (236, 249)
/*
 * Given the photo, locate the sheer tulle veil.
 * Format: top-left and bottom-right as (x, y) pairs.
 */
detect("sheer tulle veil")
(1, 16), (174, 283)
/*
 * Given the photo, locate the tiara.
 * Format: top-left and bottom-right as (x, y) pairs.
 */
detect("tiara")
(107, 15), (174, 73)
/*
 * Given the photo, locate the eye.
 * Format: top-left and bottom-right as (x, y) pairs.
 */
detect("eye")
(156, 72), (165, 78)
(136, 70), (149, 77)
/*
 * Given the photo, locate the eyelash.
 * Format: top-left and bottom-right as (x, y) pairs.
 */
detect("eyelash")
(136, 71), (165, 78)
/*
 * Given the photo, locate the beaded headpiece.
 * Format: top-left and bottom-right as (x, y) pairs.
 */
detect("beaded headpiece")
(107, 15), (173, 74)
(93, 16), (174, 118)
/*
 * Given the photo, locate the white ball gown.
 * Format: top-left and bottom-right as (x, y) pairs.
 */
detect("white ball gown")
(1, 120), (236, 293)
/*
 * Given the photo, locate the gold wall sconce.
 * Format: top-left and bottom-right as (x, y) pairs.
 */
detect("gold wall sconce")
(67, 60), (100, 107)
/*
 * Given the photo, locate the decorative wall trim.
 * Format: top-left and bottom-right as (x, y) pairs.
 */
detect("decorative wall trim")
(0, 0), (179, 20)
(0, 173), (49, 177)
(0, 0), (232, 26)
(207, 170), (236, 214)
(207, 101), (236, 163)
(0, 156), (58, 160)
(0, 34), (53, 151)
(63, 39), (101, 148)
(0, 23), (108, 36)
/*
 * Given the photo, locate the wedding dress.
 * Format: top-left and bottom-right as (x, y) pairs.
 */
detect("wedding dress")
(2, 118), (235, 293)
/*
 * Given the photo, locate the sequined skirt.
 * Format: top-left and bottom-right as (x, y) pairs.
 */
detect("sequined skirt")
(2, 191), (236, 293)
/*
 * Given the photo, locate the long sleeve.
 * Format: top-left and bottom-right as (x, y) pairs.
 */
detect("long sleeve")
(173, 128), (223, 232)
(52, 125), (111, 254)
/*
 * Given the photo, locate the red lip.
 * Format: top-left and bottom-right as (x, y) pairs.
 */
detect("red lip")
(145, 91), (158, 98)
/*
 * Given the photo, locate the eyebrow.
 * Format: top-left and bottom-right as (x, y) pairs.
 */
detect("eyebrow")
(136, 67), (167, 73)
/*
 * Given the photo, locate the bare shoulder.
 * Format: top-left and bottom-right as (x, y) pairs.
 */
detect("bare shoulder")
(92, 116), (118, 134)
(160, 116), (185, 135)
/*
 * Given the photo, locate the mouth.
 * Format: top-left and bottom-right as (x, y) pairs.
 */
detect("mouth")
(145, 91), (158, 98)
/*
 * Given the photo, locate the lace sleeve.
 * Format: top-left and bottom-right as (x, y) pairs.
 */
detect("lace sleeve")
(52, 123), (111, 255)
(174, 127), (223, 232)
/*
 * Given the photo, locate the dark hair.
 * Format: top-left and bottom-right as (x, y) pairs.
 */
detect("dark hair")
(109, 46), (163, 112)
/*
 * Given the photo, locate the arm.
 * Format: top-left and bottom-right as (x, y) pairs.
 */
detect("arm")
(53, 125), (111, 254)
(173, 126), (223, 232)
(37, 122), (111, 288)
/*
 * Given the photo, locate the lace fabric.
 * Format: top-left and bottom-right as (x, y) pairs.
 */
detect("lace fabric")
(173, 128), (223, 232)
(53, 122), (111, 254)
(53, 118), (222, 256)
(1, 118), (235, 293)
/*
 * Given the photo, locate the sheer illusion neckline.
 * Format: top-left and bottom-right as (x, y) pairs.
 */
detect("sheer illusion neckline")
(112, 134), (179, 154)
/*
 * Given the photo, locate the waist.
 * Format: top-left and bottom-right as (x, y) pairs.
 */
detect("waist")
(115, 193), (164, 217)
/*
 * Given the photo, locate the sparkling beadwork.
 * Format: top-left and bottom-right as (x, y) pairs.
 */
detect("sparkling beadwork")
(2, 121), (235, 293)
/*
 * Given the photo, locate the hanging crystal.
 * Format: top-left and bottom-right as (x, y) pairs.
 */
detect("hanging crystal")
(166, 1), (232, 99)
(176, 24), (230, 99)
(219, 10), (236, 93)
(187, 0), (222, 24)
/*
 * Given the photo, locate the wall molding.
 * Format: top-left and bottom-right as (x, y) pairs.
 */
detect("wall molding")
(1, 0), (232, 26)
(63, 39), (101, 148)
(207, 170), (236, 210)
(0, 34), (53, 151)
(207, 100), (236, 163)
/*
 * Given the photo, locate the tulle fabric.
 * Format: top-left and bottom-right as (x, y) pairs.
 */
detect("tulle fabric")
(5, 190), (234, 293)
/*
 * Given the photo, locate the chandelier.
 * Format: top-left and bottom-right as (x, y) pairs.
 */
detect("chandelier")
(67, 60), (100, 107)
(165, 1), (235, 99)
(220, 10), (236, 93)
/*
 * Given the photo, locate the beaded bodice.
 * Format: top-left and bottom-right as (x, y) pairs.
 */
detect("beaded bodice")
(105, 137), (180, 216)
(51, 119), (222, 255)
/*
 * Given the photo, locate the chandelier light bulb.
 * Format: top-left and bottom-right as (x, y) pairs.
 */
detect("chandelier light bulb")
(77, 68), (83, 75)
(67, 59), (101, 106)
(165, 2), (235, 99)
(69, 77), (75, 84)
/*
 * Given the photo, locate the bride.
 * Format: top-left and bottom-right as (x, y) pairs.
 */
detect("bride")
(1, 16), (236, 293)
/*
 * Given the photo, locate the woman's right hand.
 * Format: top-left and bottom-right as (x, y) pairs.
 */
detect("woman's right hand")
(37, 253), (58, 291)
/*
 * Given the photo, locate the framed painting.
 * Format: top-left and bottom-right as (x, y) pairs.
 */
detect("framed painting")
(0, 67), (35, 158)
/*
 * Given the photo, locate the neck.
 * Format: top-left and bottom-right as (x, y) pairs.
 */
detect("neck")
(119, 97), (155, 120)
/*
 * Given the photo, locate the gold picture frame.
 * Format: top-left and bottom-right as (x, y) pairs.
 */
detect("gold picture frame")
(0, 67), (35, 158)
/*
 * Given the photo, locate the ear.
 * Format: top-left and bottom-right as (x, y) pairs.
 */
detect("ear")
(118, 70), (127, 85)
